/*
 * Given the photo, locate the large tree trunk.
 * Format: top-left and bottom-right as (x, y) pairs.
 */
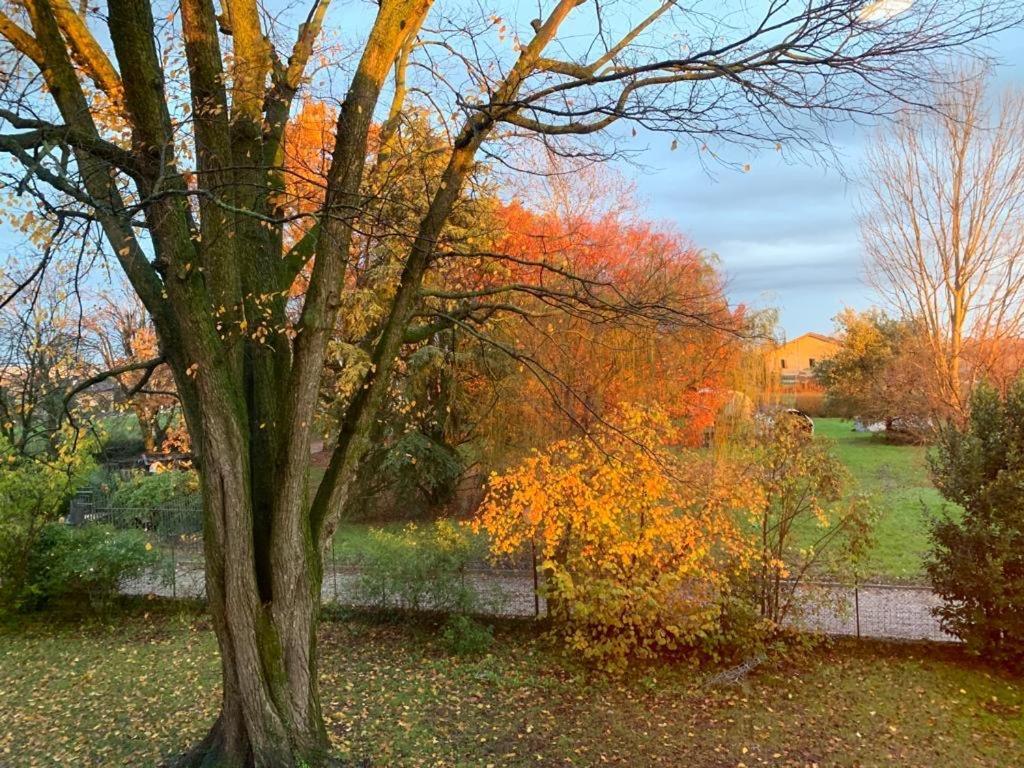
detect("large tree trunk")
(172, 409), (331, 768)
(178, 573), (328, 767)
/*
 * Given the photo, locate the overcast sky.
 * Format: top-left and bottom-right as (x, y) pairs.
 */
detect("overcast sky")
(629, 27), (1024, 339)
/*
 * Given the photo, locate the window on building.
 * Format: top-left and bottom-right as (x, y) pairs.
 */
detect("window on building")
(780, 359), (787, 369)
(809, 358), (816, 368)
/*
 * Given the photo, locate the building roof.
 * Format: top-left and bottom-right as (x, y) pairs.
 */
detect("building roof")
(777, 332), (841, 350)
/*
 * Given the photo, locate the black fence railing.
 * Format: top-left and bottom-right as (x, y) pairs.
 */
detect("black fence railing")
(68, 489), (203, 533)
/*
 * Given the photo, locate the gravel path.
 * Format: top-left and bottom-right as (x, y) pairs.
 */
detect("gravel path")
(124, 566), (954, 642)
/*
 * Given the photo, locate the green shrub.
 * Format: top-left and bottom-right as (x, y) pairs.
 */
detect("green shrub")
(21, 523), (166, 611)
(441, 615), (493, 656)
(378, 432), (464, 507)
(694, 590), (774, 664)
(354, 520), (479, 614)
(347, 431), (466, 521)
(927, 379), (1024, 666)
(108, 470), (199, 510)
(0, 431), (96, 610)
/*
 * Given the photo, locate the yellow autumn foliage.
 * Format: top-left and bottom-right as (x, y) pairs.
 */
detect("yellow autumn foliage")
(475, 404), (754, 671)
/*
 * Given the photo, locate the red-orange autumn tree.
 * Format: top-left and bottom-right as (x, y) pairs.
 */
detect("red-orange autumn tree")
(476, 198), (743, 456)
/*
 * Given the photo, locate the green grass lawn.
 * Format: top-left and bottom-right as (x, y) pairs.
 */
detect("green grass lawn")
(331, 418), (946, 583)
(812, 418), (951, 584)
(330, 519), (408, 563)
(1, 604), (1021, 766)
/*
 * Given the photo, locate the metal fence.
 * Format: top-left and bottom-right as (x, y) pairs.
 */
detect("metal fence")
(68, 489), (203, 541)
(69, 500), (955, 643)
(68, 489), (205, 598)
(789, 581), (953, 642)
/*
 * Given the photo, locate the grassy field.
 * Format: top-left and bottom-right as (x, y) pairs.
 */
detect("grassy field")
(331, 519), (403, 562)
(0, 604), (1020, 767)
(812, 418), (950, 583)
(332, 419), (946, 583)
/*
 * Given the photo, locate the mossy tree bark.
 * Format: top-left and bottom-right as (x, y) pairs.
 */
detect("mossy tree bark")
(0, 0), (573, 761)
(4, 0), (434, 763)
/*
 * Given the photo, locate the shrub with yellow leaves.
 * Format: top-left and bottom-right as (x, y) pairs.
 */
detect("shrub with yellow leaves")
(475, 404), (754, 672)
(735, 416), (875, 628)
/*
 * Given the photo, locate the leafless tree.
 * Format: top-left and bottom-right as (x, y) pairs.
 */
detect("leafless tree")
(863, 73), (1024, 422)
(0, 0), (1019, 764)
(0, 271), (87, 453)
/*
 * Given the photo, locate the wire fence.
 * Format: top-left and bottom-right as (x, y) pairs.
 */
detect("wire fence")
(69, 497), (956, 643)
(68, 489), (204, 598)
(788, 580), (953, 642)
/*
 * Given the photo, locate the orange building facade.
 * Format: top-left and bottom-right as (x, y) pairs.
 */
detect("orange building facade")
(765, 332), (842, 390)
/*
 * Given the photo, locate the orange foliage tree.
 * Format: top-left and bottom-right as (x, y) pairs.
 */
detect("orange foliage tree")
(88, 289), (180, 452)
(474, 404), (753, 671)
(473, 200), (743, 458)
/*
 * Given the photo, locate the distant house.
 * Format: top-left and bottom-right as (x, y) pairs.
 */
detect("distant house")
(767, 332), (841, 388)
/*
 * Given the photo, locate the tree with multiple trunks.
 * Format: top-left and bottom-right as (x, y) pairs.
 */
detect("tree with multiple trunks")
(0, 0), (1017, 763)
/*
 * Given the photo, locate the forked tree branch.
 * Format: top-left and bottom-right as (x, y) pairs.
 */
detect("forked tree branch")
(63, 355), (166, 407)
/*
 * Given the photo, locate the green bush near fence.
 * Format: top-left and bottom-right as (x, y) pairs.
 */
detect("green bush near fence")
(78, 471), (203, 540)
(108, 470), (200, 511)
(0, 433), (98, 611)
(440, 614), (494, 655)
(927, 380), (1024, 667)
(18, 523), (166, 611)
(354, 520), (482, 614)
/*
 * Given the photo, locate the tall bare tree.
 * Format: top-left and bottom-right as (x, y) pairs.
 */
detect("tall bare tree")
(863, 74), (1024, 422)
(0, 0), (1018, 764)
(0, 272), (87, 453)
